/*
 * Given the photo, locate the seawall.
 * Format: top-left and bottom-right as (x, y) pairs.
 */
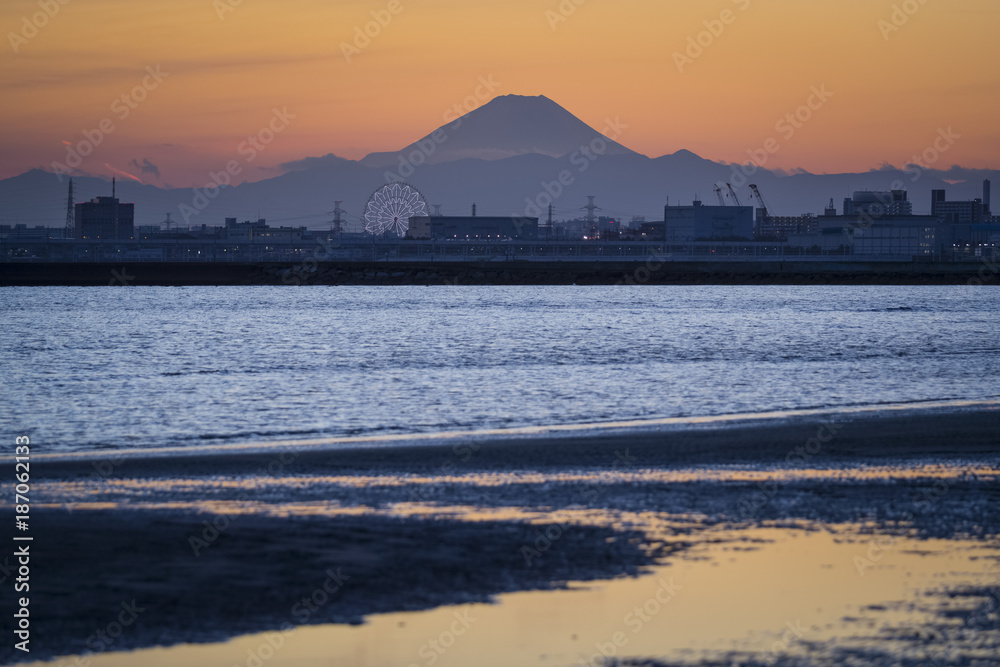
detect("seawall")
(1, 260), (997, 286)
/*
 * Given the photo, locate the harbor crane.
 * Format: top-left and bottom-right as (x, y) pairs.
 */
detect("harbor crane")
(714, 186), (726, 206)
(725, 183), (743, 207)
(749, 184), (772, 218)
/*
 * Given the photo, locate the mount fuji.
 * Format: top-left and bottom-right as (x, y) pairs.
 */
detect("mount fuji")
(1, 95), (996, 230)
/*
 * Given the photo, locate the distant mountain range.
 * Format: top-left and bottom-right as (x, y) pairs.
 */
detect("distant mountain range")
(1, 94), (996, 230)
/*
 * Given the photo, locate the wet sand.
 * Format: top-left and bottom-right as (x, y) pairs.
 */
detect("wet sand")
(2, 407), (998, 665)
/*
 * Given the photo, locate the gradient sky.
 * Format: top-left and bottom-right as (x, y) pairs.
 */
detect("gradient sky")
(1, 0), (997, 186)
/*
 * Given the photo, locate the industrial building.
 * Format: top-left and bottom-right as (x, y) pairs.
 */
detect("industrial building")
(843, 190), (912, 219)
(221, 218), (308, 242)
(931, 181), (991, 225)
(787, 218), (938, 258)
(755, 215), (820, 241)
(407, 216), (538, 240)
(851, 219), (938, 257)
(752, 197), (836, 242)
(75, 194), (134, 240)
(663, 200), (754, 242)
(788, 190), (939, 257)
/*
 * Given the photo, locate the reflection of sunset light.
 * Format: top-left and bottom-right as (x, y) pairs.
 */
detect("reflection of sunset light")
(10, 524), (999, 667)
(24, 463), (1000, 510)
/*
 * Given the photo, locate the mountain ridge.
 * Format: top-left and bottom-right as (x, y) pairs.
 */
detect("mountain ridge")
(1, 95), (996, 230)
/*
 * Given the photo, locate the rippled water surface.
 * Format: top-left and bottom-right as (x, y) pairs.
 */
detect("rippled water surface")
(2, 285), (998, 453)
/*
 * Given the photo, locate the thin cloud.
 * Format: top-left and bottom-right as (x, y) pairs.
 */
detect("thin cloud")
(129, 158), (161, 179)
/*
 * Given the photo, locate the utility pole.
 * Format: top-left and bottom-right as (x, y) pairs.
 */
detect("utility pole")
(111, 176), (119, 239)
(64, 178), (75, 239)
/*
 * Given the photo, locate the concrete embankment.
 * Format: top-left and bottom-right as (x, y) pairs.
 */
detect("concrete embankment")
(1, 260), (997, 286)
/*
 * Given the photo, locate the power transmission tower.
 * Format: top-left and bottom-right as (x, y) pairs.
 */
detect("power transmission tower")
(331, 200), (344, 235)
(584, 196), (599, 225)
(584, 196), (600, 238)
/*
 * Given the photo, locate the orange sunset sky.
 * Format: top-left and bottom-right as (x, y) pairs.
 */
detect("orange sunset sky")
(1, 0), (997, 186)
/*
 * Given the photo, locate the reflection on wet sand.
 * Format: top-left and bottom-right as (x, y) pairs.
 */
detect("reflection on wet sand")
(7, 409), (999, 667)
(30, 462), (1000, 505)
(19, 527), (998, 667)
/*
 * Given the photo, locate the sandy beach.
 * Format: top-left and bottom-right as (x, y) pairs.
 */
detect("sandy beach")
(3, 406), (999, 666)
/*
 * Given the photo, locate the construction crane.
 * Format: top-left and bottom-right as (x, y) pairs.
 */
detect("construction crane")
(726, 183), (743, 207)
(748, 184), (772, 218)
(714, 186), (726, 206)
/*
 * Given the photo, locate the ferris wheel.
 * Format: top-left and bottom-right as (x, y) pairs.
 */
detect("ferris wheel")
(363, 183), (429, 236)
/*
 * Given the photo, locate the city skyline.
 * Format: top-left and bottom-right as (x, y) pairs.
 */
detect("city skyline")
(1, 0), (999, 186)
